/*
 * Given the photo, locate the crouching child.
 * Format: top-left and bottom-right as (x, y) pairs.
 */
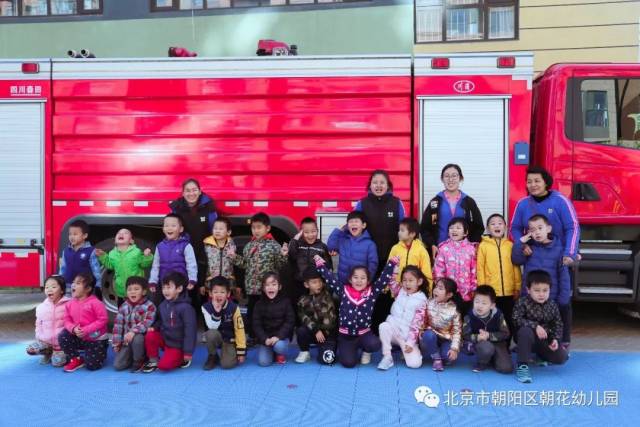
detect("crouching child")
(462, 285), (513, 374)
(202, 276), (246, 370)
(295, 268), (338, 365)
(112, 276), (156, 372)
(143, 272), (197, 372)
(513, 270), (568, 383)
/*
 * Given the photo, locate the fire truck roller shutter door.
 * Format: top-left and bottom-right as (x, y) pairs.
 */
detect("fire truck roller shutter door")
(419, 97), (508, 222)
(0, 102), (45, 287)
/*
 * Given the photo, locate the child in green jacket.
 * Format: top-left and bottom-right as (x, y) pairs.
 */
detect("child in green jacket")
(95, 228), (153, 305)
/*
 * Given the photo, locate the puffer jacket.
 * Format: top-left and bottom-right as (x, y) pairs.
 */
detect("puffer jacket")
(35, 296), (70, 348)
(409, 298), (462, 351)
(477, 236), (522, 297)
(433, 238), (478, 302)
(327, 228), (378, 285)
(388, 239), (433, 289)
(98, 244), (153, 298)
(385, 276), (427, 340)
(204, 236), (236, 286)
(154, 294), (197, 354)
(252, 293), (295, 343)
(512, 238), (572, 306)
(63, 295), (108, 342)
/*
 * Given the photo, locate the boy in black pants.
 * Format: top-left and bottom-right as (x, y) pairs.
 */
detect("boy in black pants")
(295, 268), (337, 364)
(513, 270), (568, 383)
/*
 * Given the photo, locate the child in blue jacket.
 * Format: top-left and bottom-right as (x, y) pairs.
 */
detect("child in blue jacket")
(327, 211), (378, 284)
(512, 214), (572, 352)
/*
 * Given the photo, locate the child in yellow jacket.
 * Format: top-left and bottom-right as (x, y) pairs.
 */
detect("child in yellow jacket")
(477, 213), (522, 334)
(388, 218), (433, 290)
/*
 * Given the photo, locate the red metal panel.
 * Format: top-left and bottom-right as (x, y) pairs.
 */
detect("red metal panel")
(0, 251), (41, 287)
(49, 70), (413, 265)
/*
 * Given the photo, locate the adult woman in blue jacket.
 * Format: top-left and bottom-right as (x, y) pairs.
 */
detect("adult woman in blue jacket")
(509, 166), (580, 266)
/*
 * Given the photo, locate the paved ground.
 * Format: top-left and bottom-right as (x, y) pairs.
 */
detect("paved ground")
(2, 292), (639, 351)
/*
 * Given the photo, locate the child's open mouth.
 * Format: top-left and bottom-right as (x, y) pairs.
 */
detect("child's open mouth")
(350, 227), (359, 234)
(266, 291), (277, 299)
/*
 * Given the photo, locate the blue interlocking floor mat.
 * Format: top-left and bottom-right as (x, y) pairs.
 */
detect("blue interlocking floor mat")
(2, 343), (638, 426)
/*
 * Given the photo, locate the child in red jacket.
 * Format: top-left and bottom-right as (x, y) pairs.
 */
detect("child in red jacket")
(58, 273), (108, 373)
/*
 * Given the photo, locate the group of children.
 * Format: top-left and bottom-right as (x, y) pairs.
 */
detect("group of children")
(27, 205), (572, 384)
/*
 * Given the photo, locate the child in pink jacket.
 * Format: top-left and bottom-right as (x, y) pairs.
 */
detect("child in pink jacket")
(58, 273), (109, 372)
(27, 275), (70, 367)
(434, 217), (477, 313)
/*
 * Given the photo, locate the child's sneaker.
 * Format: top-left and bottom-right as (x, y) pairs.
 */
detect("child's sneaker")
(377, 355), (394, 370)
(275, 354), (287, 364)
(26, 341), (47, 356)
(51, 351), (67, 368)
(63, 357), (85, 373)
(432, 359), (444, 372)
(39, 352), (52, 365)
(129, 360), (145, 373)
(472, 362), (487, 373)
(516, 364), (532, 383)
(181, 359), (192, 369)
(142, 361), (158, 373)
(295, 351), (311, 364)
(360, 352), (372, 365)
(203, 354), (219, 371)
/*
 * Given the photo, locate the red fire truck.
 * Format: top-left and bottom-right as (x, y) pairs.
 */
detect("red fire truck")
(0, 53), (638, 313)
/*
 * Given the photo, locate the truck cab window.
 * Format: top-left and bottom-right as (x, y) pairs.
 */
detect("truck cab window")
(577, 79), (640, 149)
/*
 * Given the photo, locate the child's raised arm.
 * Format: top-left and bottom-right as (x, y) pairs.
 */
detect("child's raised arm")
(139, 248), (153, 269)
(372, 257), (399, 297)
(314, 255), (342, 297)
(387, 265), (402, 298)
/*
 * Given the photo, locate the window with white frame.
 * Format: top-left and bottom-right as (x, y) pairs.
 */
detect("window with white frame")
(0, 0), (101, 17)
(415, 0), (517, 43)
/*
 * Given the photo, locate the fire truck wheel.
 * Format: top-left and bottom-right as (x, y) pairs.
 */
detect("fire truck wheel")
(95, 237), (155, 316)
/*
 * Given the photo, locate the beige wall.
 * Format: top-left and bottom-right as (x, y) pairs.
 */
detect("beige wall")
(414, 0), (640, 73)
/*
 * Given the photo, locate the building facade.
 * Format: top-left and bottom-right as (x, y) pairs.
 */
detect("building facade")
(414, 0), (640, 73)
(0, 0), (414, 57)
